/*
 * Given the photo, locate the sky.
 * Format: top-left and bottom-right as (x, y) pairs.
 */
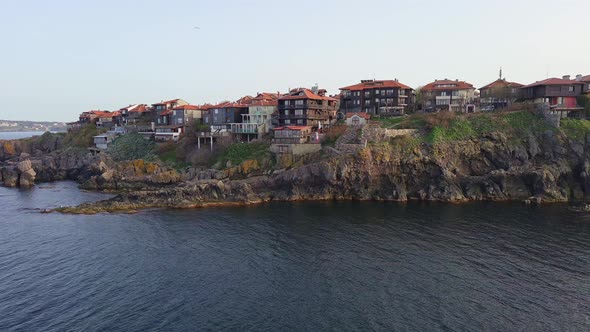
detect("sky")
(0, 0), (589, 122)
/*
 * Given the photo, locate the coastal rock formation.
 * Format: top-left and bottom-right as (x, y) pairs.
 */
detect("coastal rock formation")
(58, 128), (590, 214)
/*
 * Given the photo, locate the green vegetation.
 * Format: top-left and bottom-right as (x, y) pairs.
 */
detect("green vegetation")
(560, 119), (590, 141)
(216, 142), (270, 166)
(394, 111), (555, 145)
(373, 116), (405, 128)
(194, 123), (211, 132)
(107, 133), (155, 161)
(577, 95), (590, 116)
(62, 124), (105, 148)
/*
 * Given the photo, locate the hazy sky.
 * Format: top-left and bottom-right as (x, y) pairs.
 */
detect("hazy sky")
(1, 0), (589, 121)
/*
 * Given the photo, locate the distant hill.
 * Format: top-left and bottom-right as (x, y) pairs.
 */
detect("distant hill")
(0, 120), (67, 132)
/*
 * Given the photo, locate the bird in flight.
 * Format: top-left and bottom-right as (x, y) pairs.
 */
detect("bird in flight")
(193, 27), (200, 29)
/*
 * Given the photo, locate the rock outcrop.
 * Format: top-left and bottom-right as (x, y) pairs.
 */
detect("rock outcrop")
(57, 129), (590, 214)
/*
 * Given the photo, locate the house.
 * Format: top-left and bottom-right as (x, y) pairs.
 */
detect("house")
(95, 112), (115, 128)
(480, 75), (523, 109)
(339, 79), (413, 116)
(575, 74), (590, 94)
(119, 104), (149, 125)
(153, 99), (189, 131)
(270, 125), (321, 156)
(152, 99), (189, 113)
(203, 101), (250, 133)
(521, 76), (585, 118)
(230, 92), (280, 140)
(79, 110), (110, 124)
(167, 104), (205, 132)
(421, 79), (476, 112)
(277, 87), (338, 130)
(345, 112), (371, 126)
(111, 111), (123, 126)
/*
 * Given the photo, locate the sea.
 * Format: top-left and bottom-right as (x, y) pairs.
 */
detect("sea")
(0, 132), (53, 140)
(0, 182), (589, 331)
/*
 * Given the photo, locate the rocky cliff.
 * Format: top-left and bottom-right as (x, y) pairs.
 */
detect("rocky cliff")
(56, 127), (590, 214)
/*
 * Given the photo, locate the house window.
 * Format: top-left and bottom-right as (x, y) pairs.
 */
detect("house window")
(285, 119), (291, 124)
(295, 109), (303, 116)
(295, 100), (304, 105)
(284, 110), (289, 115)
(214, 109), (219, 114)
(364, 91), (371, 97)
(297, 119), (303, 125)
(177, 118), (182, 124)
(375, 90), (380, 95)
(352, 117), (359, 125)
(441, 92), (448, 96)
(568, 86), (574, 92)
(205, 117), (209, 124)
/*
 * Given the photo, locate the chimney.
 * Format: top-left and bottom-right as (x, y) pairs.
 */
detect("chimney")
(576, 74), (583, 81)
(563, 75), (571, 80)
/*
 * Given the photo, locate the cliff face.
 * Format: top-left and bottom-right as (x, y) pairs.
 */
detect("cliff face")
(58, 128), (590, 213)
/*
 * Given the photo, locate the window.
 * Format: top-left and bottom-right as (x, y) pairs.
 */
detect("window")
(177, 118), (182, 124)
(568, 86), (574, 92)
(157, 118), (161, 124)
(284, 110), (289, 115)
(285, 119), (291, 124)
(364, 91), (371, 97)
(297, 119), (303, 125)
(295, 109), (303, 116)
(214, 109), (219, 114)
(375, 90), (380, 95)
(441, 92), (448, 96)
(295, 100), (304, 105)
(205, 117), (209, 124)
(352, 117), (359, 125)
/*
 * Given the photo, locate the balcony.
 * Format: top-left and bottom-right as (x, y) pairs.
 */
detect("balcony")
(230, 123), (263, 134)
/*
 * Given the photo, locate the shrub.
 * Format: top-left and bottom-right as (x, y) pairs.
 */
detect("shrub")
(560, 119), (590, 141)
(107, 133), (155, 161)
(62, 124), (104, 148)
(216, 142), (270, 166)
(322, 125), (347, 147)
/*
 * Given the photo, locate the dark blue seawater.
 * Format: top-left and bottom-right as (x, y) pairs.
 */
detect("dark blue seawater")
(1, 182), (589, 331)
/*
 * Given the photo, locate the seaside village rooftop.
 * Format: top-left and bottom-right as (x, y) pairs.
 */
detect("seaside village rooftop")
(67, 72), (590, 163)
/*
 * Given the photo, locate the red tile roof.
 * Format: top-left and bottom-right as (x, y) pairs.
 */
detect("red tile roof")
(172, 104), (200, 110)
(211, 101), (249, 109)
(111, 111), (122, 117)
(421, 79), (475, 91)
(340, 80), (412, 91)
(253, 92), (280, 101)
(480, 79), (524, 90)
(93, 111), (113, 118)
(279, 88), (337, 101)
(346, 112), (371, 119)
(250, 100), (278, 107)
(579, 75), (590, 83)
(128, 104), (148, 113)
(522, 77), (585, 88)
(273, 125), (311, 131)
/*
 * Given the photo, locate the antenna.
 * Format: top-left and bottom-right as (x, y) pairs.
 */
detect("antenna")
(499, 67), (503, 80)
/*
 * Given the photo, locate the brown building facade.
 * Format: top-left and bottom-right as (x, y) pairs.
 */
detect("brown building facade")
(339, 79), (413, 116)
(277, 88), (338, 130)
